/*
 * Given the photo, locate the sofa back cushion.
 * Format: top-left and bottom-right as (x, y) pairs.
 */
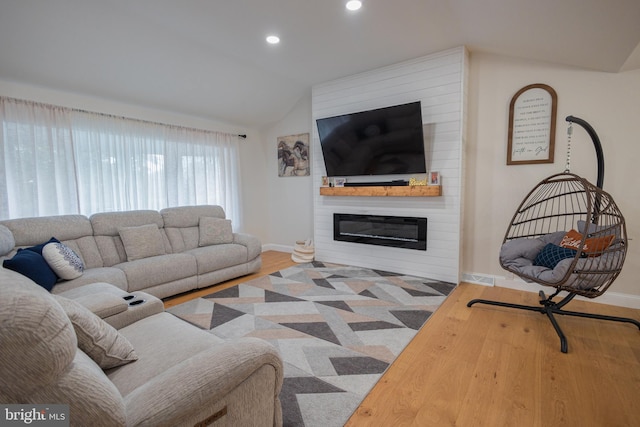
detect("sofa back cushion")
(0, 224), (15, 256)
(118, 224), (167, 261)
(0, 272), (77, 395)
(199, 217), (234, 246)
(0, 273), (127, 424)
(0, 215), (104, 269)
(90, 210), (171, 267)
(161, 205), (227, 252)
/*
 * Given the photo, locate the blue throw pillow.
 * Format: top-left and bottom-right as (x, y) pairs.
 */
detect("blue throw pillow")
(533, 243), (578, 270)
(24, 237), (60, 255)
(3, 248), (58, 291)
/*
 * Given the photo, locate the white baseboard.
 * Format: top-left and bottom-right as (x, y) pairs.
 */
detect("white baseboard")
(262, 243), (293, 253)
(462, 272), (640, 309)
(461, 272), (498, 286)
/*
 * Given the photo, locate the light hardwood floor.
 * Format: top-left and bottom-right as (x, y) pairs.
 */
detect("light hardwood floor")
(164, 251), (640, 426)
(347, 282), (640, 427)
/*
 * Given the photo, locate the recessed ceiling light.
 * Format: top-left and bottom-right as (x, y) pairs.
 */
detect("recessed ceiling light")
(266, 35), (280, 44)
(346, 0), (362, 11)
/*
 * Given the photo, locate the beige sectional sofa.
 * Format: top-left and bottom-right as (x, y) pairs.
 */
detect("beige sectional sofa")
(0, 205), (262, 298)
(0, 206), (283, 426)
(0, 264), (283, 426)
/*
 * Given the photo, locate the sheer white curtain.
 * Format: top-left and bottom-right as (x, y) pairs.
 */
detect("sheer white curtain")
(1, 97), (242, 227)
(0, 98), (79, 217)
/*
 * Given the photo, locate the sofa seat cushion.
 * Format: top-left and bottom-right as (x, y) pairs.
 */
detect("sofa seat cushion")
(107, 312), (226, 396)
(186, 244), (248, 274)
(110, 312), (283, 425)
(51, 267), (128, 294)
(57, 281), (129, 299)
(121, 338), (283, 427)
(115, 253), (197, 292)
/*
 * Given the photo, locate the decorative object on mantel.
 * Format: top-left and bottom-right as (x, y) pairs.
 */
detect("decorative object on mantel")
(277, 133), (310, 177)
(428, 171), (440, 185)
(319, 185), (441, 197)
(409, 176), (428, 186)
(333, 177), (346, 187)
(321, 176), (329, 187)
(291, 239), (314, 263)
(507, 83), (557, 165)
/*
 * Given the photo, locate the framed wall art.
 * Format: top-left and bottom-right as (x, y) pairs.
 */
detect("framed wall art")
(428, 171), (440, 185)
(507, 83), (557, 165)
(277, 133), (310, 177)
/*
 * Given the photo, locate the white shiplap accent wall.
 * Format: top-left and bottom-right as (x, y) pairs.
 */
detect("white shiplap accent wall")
(311, 47), (468, 283)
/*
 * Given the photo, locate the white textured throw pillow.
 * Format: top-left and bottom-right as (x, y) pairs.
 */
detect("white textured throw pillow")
(199, 216), (234, 246)
(42, 242), (84, 280)
(54, 296), (138, 369)
(119, 224), (166, 261)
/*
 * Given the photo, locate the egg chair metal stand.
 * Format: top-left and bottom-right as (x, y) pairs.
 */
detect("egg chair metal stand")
(467, 116), (639, 353)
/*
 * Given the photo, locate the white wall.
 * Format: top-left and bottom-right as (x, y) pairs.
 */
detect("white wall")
(237, 130), (269, 240)
(311, 47), (468, 283)
(262, 93), (314, 251)
(465, 52), (640, 304)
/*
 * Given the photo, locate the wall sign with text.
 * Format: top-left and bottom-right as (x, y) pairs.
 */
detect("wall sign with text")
(507, 83), (557, 165)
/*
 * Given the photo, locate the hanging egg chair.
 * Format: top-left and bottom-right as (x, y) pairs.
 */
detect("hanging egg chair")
(468, 116), (639, 353)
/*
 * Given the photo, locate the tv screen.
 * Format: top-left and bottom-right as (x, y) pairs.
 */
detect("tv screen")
(316, 101), (426, 177)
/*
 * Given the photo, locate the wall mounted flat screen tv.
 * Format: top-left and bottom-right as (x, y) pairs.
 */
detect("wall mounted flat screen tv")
(316, 101), (426, 177)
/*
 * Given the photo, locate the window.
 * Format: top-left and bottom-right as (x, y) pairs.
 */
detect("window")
(0, 97), (242, 226)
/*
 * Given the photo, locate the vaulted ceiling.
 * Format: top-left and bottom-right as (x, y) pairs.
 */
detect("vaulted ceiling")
(1, 1), (639, 128)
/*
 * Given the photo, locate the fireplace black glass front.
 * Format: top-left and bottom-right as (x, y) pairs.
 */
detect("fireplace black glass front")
(333, 213), (427, 250)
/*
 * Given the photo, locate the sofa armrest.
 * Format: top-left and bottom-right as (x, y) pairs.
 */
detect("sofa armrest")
(72, 292), (128, 318)
(123, 337), (283, 427)
(233, 233), (262, 260)
(57, 282), (164, 329)
(103, 292), (164, 330)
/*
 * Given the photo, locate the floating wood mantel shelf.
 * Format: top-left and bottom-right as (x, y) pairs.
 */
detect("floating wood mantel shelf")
(319, 185), (442, 197)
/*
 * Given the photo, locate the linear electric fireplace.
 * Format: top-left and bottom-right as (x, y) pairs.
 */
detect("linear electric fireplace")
(333, 213), (427, 250)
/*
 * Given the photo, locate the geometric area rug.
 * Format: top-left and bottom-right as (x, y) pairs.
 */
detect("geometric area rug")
(167, 261), (455, 427)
